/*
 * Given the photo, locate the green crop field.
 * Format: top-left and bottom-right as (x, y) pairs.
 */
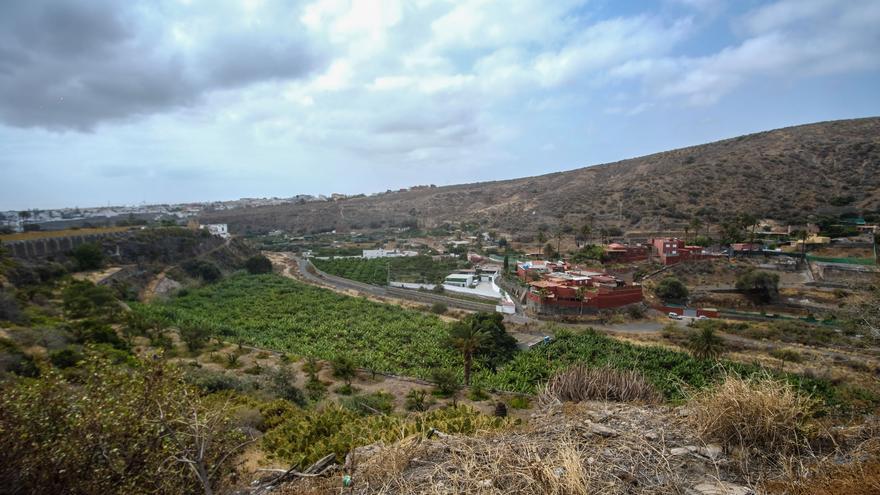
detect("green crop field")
(312, 255), (467, 285)
(474, 329), (853, 409)
(135, 274), (869, 411)
(134, 274), (459, 378)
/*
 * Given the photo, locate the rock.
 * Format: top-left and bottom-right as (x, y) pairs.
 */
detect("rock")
(644, 432), (659, 441)
(670, 444), (723, 460)
(587, 422), (619, 437)
(696, 444), (723, 460)
(692, 481), (753, 495)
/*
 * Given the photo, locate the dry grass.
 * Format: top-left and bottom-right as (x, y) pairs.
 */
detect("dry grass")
(538, 366), (662, 406)
(764, 425), (880, 495)
(277, 401), (724, 495)
(0, 226), (131, 242)
(689, 374), (820, 457)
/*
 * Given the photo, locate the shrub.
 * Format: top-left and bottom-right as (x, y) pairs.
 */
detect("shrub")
(62, 281), (118, 319)
(736, 270), (780, 304)
(769, 348), (803, 364)
(305, 376), (327, 401)
(342, 391), (395, 415)
(261, 403), (510, 469)
(182, 259), (222, 283)
(468, 384), (489, 401)
(432, 368), (462, 397)
(49, 347), (83, 369)
(654, 277), (688, 301)
(0, 290), (27, 325)
(430, 302), (448, 315)
(71, 243), (104, 270)
(507, 396), (531, 409)
(405, 389), (432, 411)
(689, 374), (820, 456)
(688, 327), (726, 361)
(331, 355), (357, 386)
(538, 365), (662, 406)
(268, 366), (306, 406)
(0, 356), (246, 494)
(245, 255), (273, 274)
(179, 323), (210, 352)
(224, 353), (241, 369)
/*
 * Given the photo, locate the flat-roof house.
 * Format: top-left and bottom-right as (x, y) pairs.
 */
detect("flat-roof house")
(650, 238), (709, 265)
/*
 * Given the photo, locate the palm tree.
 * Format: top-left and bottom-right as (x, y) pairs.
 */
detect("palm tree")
(579, 224), (591, 246)
(448, 322), (488, 386)
(690, 217), (703, 243)
(575, 285), (588, 315)
(688, 327), (725, 360)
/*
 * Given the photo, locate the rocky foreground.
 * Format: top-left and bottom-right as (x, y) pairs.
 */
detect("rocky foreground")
(265, 401), (779, 495)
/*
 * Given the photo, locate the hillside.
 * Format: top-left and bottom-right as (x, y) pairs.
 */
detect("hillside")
(202, 118), (880, 237)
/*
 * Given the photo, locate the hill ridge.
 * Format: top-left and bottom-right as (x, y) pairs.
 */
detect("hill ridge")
(203, 117), (880, 236)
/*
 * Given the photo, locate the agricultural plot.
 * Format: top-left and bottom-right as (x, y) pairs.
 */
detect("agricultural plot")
(474, 330), (854, 410)
(135, 274), (459, 378)
(312, 255), (467, 285)
(136, 275), (868, 411)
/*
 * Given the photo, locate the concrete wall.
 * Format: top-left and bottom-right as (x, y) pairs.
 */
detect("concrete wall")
(2, 232), (125, 259)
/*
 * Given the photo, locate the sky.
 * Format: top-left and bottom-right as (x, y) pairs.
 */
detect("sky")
(1, 0), (879, 210)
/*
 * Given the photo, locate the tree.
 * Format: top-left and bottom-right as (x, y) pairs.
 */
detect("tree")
(689, 217), (703, 242)
(71, 243), (104, 270)
(543, 242), (556, 259)
(182, 260), (222, 283)
(468, 312), (518, 372)
(62, 280), (118, 318)
(689, 326), (725, 360)
(735, 270), (779, 304)
(447, 320), (488, 385)
(503, 255), (510, 273)
(0, 356), (248, 495)
(431, 368), (462, 399)
(179, 323), (211, 352)
(268, 365), (306, 405)
(17, 210), (31, 229)
(404, 389), (431, 411)
(331, 355), (357, 386)
(654, 277), (689, 302)
(536, 230), (547, 245)
(579, 224), (592, 245)
(244, 255), (273, 274)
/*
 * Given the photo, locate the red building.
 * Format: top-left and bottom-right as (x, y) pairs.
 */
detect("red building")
(731, 242), (763, 252)
(524, 270), (643, 315)
(650, 238), (710, 265)
(516, 260), (567, 281)
(604, 243), (650, 263)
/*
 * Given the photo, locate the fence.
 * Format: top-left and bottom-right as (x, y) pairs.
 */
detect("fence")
(806, 255), (876, 266)
(307, 260), (498, 313)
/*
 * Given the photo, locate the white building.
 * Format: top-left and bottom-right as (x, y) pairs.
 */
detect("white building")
(444, 273), (474, 287)
(362, 248), (418, 259)
(203, 224), (230, 239)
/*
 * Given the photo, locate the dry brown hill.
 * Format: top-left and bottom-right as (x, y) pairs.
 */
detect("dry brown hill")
(202, 117), (880, 237)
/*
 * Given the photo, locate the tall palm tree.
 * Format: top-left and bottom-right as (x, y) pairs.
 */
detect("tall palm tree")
(448, 322), (488, 386)
(690, 217), (703, 243)
(689, 327), (725, 360)
(579, 224), (591, 246)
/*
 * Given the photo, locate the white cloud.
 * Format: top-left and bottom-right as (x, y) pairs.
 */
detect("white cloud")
(610, 0), (880, 105)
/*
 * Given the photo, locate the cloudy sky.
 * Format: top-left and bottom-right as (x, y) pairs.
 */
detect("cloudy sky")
(1, 0), (879, 210)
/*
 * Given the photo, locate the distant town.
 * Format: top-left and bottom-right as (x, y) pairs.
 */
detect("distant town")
(0, 190), (424, 233)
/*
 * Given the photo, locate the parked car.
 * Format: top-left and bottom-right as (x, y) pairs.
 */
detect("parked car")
(668, 312), (682, 320)
(697, 315), (710, 320)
